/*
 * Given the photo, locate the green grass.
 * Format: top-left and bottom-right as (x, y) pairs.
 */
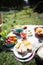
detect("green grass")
(0, 7), (43, 65)
(0, 51), (36, 65)
(2, 8), (43, 32)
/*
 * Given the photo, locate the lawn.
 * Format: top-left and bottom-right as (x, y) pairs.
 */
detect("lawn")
(0, 7), (43, 65)
(2, 7), (43, 31)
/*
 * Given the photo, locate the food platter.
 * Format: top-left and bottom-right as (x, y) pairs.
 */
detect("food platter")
(12, 38), (35, 60)
(13, 47), (34, 59)
(15, 51), (35, 62)
(4, 32), (17, 47)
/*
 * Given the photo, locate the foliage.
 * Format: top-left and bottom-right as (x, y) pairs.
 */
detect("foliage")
(0, 30), (10, 46)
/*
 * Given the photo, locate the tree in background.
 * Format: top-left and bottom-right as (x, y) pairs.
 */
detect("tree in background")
(0, 0), (24, 10)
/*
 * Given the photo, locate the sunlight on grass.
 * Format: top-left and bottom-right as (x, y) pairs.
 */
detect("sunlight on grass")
(2, 8), (43, 32)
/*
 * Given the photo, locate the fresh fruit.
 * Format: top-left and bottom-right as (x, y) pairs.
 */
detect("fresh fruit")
(20, 32), (26, 39)
(5, 36), (17, 44)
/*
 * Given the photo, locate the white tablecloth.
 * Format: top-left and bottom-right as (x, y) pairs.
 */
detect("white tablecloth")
(11, 25), (43, 51)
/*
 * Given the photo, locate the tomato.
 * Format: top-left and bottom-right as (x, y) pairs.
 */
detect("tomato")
(20, 32), (26, 39)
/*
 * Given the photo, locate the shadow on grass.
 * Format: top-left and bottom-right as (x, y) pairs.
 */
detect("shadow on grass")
(0, 45), (13, 52)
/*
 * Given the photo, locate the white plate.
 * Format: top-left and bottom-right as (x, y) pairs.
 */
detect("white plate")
(7, 32), (16, 37)
(15, 51), (35, 62)
(13, 47), (34, 59)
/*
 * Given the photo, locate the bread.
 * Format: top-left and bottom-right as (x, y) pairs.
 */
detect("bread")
(18, 44), (27, 54)
(15, 42), (21, 48)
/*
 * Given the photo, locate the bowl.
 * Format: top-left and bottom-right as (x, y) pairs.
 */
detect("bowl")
(5, 43), (15, 47)
(15, 28), (23, 33)
(4, 35), (17, 47)
(34, 27), (43, 37)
